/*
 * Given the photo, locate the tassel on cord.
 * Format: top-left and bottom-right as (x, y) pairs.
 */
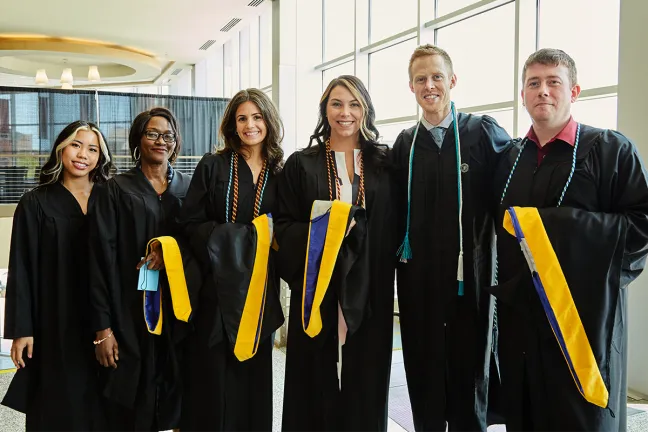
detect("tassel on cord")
(397, 232), (412, 263)
(397, 120), (422, 264)
(457, 252), (464, 296)
(452, 101), (465, 296)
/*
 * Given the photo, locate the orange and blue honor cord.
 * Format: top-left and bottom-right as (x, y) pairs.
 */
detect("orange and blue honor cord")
(397, 101), (465, 295)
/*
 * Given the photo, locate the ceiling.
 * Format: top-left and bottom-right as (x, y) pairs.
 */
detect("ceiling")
(0, 0), (269, 88)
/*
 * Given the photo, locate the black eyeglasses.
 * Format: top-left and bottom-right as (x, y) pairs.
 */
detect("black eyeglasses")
(144, 130), (176, 143)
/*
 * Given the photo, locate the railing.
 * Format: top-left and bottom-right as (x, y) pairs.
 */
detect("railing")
(0, 154), (202, 204)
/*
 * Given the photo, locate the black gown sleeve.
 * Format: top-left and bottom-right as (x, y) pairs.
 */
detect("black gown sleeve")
(607, 132), (648, 278)
(391, 131), (410, 241)
(177, 155), (219, 266)
(274, 153), (311, 287)
(4, 192), (41, 339)
(88, 182), (119, 332)
(481, 115), (513, 183)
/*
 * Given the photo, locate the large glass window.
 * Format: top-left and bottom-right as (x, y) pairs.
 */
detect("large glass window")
(472, 108), (514, 138)
(323, 61), (355, 89)
(378, 120), (417, 146)
(436, 0), (481, 18)
(369, 38), (418, 120)
(260, 7), (273, 88)
(436, 3), (515, 108)
(571, 96), (618, 131)
(539, 0), (620, 89)
(370, 0), (417, 43)
(325, 0), (355, 60)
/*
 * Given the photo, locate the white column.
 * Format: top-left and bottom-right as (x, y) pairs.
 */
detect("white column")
(618, 0), (648, 398)
(293, 0), (323, 154)
(272, 0), (298, 156)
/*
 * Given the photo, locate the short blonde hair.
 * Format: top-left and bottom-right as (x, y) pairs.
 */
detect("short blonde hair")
(408, 44), (454, 82)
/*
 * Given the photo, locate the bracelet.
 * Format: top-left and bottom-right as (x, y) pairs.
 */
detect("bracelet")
(93, 331), (114, 345)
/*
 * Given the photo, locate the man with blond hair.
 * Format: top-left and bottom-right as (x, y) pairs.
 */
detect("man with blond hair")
(393, 44), (511, 431)
(491, 48), (648, 431)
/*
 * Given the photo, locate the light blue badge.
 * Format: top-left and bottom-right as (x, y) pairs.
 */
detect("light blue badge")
(137, 258), (159, 292)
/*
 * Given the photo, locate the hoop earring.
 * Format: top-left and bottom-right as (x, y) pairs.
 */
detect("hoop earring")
(133, 147), (141, 161)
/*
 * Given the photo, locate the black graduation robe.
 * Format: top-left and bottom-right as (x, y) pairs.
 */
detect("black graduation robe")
(177, 151), (284, 431)
(2, 182), (105, 431)
(276, 144), (398, 431)
(392, 113), (511, 431)
(88, 167), (193, 431)
(491, 124), (648, 431)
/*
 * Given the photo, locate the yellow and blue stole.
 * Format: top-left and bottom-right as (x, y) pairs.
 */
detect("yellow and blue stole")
(143, 236), (192, 335)
(302, 200), (353, 338)
(504, 206), (609, 408)
(233, 214), (273, 361)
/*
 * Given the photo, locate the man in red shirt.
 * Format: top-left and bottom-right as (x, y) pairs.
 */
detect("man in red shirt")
(491, 48), (648, 431)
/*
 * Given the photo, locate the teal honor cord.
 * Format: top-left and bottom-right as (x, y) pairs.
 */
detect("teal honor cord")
(397, 101), (466, 296)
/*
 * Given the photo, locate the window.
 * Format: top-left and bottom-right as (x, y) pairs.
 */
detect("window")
(436, 3), (516, 108)
(240, 27), (251, 90)
(323, 61), (355, 89)
(370, 0), (417, 43)
(369, 38), (418, 120)
(538, 0), (620, 89)
(260, 8), (273, 88)
(436, 0), (481, 18)
(325, 0), (355, 60)
(378, 120), (417, 146)
(571, 96), (618, 131)
(472, 108), (514, 138)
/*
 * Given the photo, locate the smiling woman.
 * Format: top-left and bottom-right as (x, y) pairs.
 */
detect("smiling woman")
(87, 107), (195, 431)
(276, 75), (398, 430)
(177, 88), (285, 431)
(1, 121), (114, 430)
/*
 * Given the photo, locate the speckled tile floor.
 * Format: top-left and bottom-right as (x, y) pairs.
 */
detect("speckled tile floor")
(1, 348), (647, 432)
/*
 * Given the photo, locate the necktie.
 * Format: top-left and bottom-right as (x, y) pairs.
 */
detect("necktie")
(430, 126), (446, 148)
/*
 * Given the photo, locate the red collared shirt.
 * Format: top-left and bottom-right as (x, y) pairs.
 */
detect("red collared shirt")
(526, 117), (578, 166)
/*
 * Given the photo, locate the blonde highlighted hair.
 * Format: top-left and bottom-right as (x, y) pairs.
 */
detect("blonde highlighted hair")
(40, 121), (113, 186)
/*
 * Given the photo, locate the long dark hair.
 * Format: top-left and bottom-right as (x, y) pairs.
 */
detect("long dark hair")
(218, 88), (284, 174)
(39, 120), (113, 185)
(307, 75), (388, 169)
(129, 107), (182, 164)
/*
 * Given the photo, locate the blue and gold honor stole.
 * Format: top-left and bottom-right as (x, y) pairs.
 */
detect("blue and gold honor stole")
(504, 206), (609, 408)
(302, 200), (353, 337)
(143, 236), (193, 335)
(233, 214), (273, 361)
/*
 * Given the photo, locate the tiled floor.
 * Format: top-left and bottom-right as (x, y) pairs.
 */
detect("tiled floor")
(1, 334), (647, 432)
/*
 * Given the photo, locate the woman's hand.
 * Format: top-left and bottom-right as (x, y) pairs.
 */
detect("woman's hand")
(345, 218), (357, 237)
(95, 328), (119, 368)
(10, 337), (33, 368)
(136, 240), (165, 271)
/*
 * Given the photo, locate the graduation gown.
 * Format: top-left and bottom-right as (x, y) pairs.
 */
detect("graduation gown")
(2, 182), (104, 431)
(491, 124), (648, 431)
(177, 151), (284, 431)
(276, 145), (398, 431)
(88, 167), (193, 431)
(392, 113), (511, 431)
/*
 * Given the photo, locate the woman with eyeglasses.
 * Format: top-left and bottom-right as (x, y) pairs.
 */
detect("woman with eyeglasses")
(177, 88), (285, 431)
(88, 107), (194, 431)
(2, 121), (113, 430)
